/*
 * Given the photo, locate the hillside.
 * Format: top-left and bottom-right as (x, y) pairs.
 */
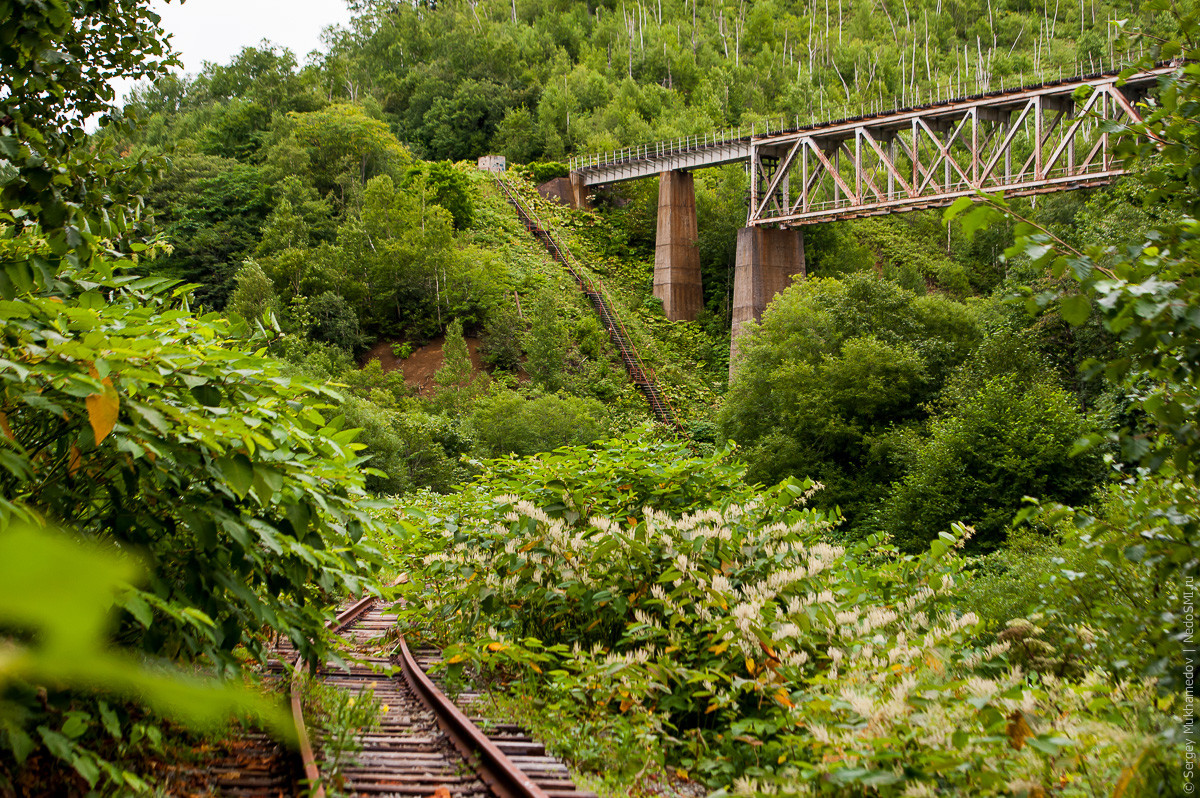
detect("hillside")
(0, 0), (1194, 795)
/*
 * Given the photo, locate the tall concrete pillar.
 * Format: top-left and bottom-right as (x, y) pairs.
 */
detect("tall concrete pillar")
(653, 170), (703, 321)
(729, 227), (806, 377)
(568, 172), (590, 210)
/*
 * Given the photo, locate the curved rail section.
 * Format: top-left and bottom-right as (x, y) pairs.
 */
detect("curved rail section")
(494, 176), (681, 429)
(398, 637), (549, 798)
(295, 597), (593, 798)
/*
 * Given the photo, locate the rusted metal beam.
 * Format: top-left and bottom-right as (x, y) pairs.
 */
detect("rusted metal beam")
(747, 72), (1167, 227)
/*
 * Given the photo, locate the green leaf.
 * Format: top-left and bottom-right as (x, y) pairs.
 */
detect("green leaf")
(1059, 294), (1092, 326)
(123, 591), (153, 628)
(218, 453), (254, 499)
(98, 702), (121, 739)
(37, 727), (75, 763)
(4, 725), (35, 764)
(944, 195), (976, 222)
(1067, 257), (1094, 280)
(190, 384), (223, 407)
(252, 466), (284, 502)
(1027, 736), (1073, 755)
(61, 712), (90, 739)
(0, 156), (27, 187)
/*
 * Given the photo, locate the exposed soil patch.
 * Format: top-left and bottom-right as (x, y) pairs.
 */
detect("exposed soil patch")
(362, 337), (486, 397)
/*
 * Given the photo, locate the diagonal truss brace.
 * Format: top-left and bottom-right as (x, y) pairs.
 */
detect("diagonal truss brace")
(746, 68), (1169, 227)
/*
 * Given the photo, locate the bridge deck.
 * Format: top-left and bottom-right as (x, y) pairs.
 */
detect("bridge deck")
(572, 66), (1172, 226)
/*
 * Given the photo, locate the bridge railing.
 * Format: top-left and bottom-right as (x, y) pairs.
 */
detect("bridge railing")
(771, 157), (1119, 219)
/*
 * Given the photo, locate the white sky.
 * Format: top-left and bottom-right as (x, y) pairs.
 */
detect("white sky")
(115, 0), (356, 103)
(155, 0), (355, 72)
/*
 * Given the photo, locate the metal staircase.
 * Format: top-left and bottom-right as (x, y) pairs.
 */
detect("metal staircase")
(494, 176), (680, 430)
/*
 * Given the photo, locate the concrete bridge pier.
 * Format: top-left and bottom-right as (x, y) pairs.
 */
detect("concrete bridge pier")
(653, 170), (703, 321)
(569, 172), (590, 210)
(729, 227), (806, 377)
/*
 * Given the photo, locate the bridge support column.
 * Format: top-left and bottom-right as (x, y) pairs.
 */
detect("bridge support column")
(730, 227), (806, 377)
(653, 170), (703, 321)
(569, 172), (590, 210)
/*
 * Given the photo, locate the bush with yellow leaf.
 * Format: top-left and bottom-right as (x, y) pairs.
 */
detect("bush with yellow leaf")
(0, 252), (387, 787)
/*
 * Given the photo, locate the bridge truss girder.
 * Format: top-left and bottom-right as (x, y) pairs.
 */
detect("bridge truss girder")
(747, 68), (1171, 228)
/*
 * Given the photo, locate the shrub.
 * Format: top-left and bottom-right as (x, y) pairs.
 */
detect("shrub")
(434, 318), (480, 415)
(307, 290), (364, 352)
(402, 161), (475, 229)
(1008, 474), (1198, 689)
(523, 295), (569, 392)
(573, 314), (607, 360)
(876, 375), (1104, 551)
(0, 266), (386, 668)
(458, 426), (759, 520)
(0, 259), (388, 785)
(719, 275), (979, 526)
(341, 398), (469, 494)
(340, 359), (411, 406)
(469, 391), (607, 457)
(227, 259), (279, 323)
(394, 434), (1175, 794)
(522, 161), (569, 184)
(435, 318), (473, 389)
(481, 303), (523, 371)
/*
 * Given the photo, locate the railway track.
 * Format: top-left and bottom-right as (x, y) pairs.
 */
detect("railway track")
(289, 597), (598, 798)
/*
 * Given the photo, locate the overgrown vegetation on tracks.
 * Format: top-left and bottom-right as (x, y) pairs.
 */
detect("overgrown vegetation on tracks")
(383, 432), (1180, 794)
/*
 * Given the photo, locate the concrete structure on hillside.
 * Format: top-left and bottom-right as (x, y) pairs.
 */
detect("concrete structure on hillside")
(653, 171), (703, 321)
(536, 176), (574, 205)
(730, 228), (805, 375)
(567, 67), (1170, 370)
(477, 155), (507, 173)
(568, 173), (589, 210)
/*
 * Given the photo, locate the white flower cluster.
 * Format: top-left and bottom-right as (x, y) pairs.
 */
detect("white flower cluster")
(415, 490), (1164, 796)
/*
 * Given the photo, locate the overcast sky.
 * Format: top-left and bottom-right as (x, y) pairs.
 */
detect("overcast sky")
(116, 0), (356, 102)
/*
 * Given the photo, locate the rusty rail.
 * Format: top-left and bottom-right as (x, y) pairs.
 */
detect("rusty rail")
(397, 636), (551, 798)
(292, 597), (594, 798)
(289, 594), (378, 797)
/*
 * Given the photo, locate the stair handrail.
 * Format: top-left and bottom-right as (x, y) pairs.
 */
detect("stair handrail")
(495, 177), (594, 293)
(494, 174), (679, 428)
(497, 176), (657, 387)
(592, 277), (657, 386)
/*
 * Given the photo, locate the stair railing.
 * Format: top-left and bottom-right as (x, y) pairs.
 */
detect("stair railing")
(494, 175), (679, 428)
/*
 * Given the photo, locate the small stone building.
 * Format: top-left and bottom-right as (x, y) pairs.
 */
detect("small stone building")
(477, 155), (507, 173)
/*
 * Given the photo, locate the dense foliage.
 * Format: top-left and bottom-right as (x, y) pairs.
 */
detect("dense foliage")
(0, 2), (388, 791)
(0, 263), (383, 670)
(941, 0), (1200, 695)
(719, 274), (981, 526)
(4, 0), (1199, 792)
(388, 438), (1179, 794)
(330, 0), (1156, 161)
(875, 374), (1103, 550)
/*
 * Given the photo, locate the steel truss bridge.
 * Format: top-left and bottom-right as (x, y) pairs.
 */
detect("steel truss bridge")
(570, 66), (1171, 227)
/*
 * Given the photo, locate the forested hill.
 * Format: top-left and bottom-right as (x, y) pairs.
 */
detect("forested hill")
(322, 0), (1157, 162)
(127, 0), (1161, 164)
(105, 0), (1172, 523)
(2, 0), (1197, 792)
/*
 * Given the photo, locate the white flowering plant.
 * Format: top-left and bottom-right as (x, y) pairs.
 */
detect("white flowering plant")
(389, 437), (1178, 794)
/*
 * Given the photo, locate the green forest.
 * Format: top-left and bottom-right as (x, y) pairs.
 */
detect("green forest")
(0, 0), (1196, 794)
